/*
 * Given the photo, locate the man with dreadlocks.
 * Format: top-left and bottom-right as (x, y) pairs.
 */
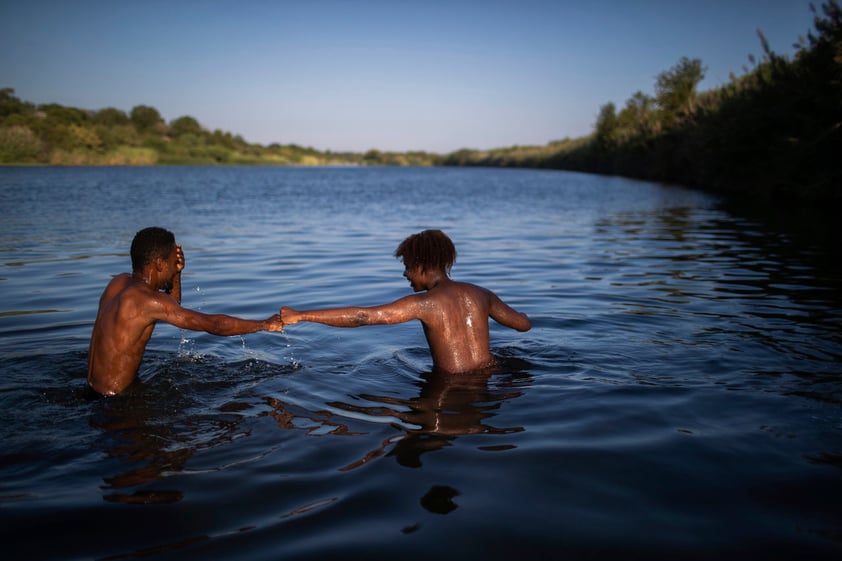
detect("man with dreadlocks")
(281, 229), (530, 373)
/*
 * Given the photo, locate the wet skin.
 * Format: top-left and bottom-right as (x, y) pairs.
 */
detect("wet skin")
(88, 243), (283, 396)
(281, 265), (530, 374)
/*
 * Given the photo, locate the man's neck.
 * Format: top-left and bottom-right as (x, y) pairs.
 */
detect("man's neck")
(425, 270), (450, 290)
(132, 270), (154, 288)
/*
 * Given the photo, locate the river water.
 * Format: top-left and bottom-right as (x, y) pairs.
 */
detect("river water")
(0, 166), (840, 560)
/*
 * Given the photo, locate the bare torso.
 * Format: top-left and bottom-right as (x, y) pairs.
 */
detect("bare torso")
(87, 273), (164, 395)
(281, 272), (530, 375)
(88, 242), (282, 396)
(416, 281), (496, 373)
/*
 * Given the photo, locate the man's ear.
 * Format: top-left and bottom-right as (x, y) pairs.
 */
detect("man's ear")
(153, 257), (165, 272)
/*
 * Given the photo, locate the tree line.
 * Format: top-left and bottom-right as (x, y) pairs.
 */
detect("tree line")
(2, 1), (839, 203)
(0, 94), (372, 166)
(0, 91), (443, 166)
(443, 1), (841, 204)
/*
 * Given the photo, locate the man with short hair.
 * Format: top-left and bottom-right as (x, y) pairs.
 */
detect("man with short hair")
(88, 227), (283, 396)
(282, 229), (530, 373)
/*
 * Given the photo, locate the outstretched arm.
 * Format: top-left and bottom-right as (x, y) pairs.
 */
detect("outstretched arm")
(168, 308), (284, 335)
(150, 292), (283, 335)
(282, 297), (421, 328)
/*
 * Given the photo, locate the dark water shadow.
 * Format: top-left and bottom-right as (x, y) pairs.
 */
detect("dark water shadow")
(261, 358), (532, 519)
(262, 362), (531, 465)
(87, 356), (294, 505)
(88, 393), (193, 505)
(717, 195), (842, 274)
(334, 367), (531, 471)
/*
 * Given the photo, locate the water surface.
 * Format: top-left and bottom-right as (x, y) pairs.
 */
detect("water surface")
(0, 166), (840, 560)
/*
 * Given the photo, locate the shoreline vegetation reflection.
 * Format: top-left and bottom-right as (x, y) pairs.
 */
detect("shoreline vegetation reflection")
(1, 1), (840, 205)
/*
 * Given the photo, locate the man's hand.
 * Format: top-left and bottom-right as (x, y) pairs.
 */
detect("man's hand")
(175, 244), (185, 273)
(281, 306), (300, 325)
(265, 314), (284, 332)
(263, 314), (284, 331)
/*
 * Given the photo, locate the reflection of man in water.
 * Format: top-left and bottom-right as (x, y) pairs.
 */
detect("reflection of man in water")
(339, 370), (528, 469)
(90, 384), (250, 504)
(282, 229), (531, 373)
(90, 398), (191, 505)
(263, 369), (529, 469)
(87, 227), (284, 396)
(263, 367), (531, 517)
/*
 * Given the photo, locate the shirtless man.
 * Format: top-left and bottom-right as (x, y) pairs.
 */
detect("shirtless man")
(87, 227), (283, 396)
(281, 229), (530, 373)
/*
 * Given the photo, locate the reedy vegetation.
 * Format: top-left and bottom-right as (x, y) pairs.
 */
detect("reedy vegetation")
(444, 1), (841, 204)
(1, 1), (839, 203)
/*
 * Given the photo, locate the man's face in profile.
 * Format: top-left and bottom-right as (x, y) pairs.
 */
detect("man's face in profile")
(159, 244), (179, 292)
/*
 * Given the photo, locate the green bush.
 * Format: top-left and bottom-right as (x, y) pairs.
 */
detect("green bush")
(0, 125), (42, 163)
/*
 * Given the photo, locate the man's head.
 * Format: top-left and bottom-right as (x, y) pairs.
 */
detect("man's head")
(394, 229), (456, 275)
(131, 227), (176, 273)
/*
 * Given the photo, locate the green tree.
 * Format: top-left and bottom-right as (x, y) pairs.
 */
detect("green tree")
(39, 103), (89, 126)
(362, 149), (384, 164)
(618, 91), (656, 135)
(0, 125), (42, 162)
(96, 124), (138, 149)
(0, 88), (33, 120)
(594, 102), (618, 146)
(211, 129), (238, 150)
(655, 57), (706, 124)
(66, 124), (101, 149)
(130, 105), (163, 131)
(93, 107), (130, 127)
(169, 115), (203, 137)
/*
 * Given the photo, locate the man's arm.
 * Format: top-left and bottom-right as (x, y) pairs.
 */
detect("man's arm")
(150, 292), (283, 335)
(168, 244), (184, 304)
(282, 296), (422, 328)
(169, 308), (284, 335)
(488, 292), (531, 332)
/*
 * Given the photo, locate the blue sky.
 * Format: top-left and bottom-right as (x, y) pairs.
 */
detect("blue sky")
(0, 0), (819, 153)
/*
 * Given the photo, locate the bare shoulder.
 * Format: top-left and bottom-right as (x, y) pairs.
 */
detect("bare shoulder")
(116, 276), (179, 313)
(98, 273), (132, 302)
(106, 272), (133, 290)
(389, 291), (431, 312)
(427, 281), (496, 312)
(451, 281), (495, 301)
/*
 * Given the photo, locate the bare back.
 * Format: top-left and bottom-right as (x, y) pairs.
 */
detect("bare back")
(416, 281), (498, 373)
(87, 273), (169, 395)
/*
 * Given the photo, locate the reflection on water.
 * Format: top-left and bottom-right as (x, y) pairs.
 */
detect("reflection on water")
(86, 357), (292, 505)
(89, 396), (195, 504)
(580, 203), (841, 396)
(419, 485), (460, 515)
(263, 365), (530, 519)
(265, 368), (529, 472)
(349, 370), (528, 470)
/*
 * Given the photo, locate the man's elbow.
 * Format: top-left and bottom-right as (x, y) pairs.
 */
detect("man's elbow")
(353, 310), (372, 326)
(516, 314), (531, 332)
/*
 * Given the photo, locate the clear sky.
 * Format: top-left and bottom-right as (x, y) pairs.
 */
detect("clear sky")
(0, 0), (820, 153)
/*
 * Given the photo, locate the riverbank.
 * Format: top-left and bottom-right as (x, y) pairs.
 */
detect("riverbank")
(2, 2), (839, 205)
